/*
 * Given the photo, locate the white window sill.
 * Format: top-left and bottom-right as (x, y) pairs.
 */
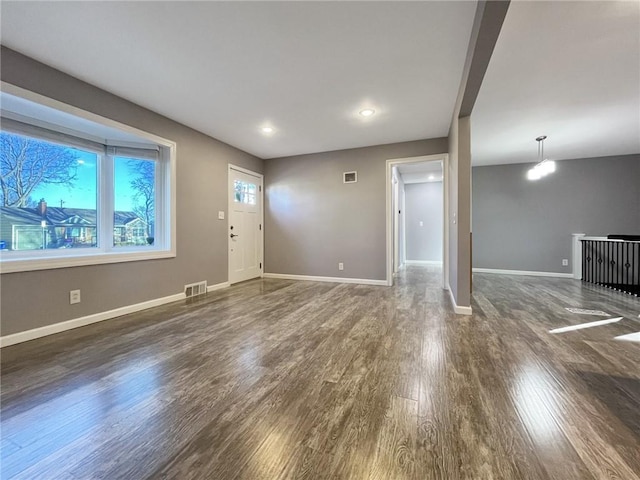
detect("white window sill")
(0, 249), (176, 274)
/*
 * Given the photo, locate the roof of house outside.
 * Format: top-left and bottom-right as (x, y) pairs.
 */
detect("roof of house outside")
(0, 206), (143, 227)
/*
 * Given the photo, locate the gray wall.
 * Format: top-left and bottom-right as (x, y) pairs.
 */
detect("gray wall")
(1, 48), (263, 337)
(473, 154), (640, 273)
(405, 182), (443, 262)
(264, 139), (448, 280)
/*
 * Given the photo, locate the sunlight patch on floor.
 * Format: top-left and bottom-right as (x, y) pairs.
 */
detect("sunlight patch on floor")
(613, 332), (640, 342)
(549, 317), (622, 334)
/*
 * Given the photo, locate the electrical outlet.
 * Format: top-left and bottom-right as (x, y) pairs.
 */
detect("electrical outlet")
(562, 259), (569, 266)
(338, 262), (344, 271)
(70, 289), (81, 304)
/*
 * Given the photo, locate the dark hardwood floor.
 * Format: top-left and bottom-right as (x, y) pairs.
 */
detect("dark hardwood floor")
(1, 267), (639, 479)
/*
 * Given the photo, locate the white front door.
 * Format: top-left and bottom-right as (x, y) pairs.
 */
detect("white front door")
(228, 166), (263, 284)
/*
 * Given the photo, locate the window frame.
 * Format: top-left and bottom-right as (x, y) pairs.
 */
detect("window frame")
(0, 83), (176, 274)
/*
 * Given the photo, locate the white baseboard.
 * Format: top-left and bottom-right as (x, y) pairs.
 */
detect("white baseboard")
(472, 268), (574, 278)
(447, 283), (473, 315)
(207, 281), (230, 293)
(263, 272), (387, 286)
(0, 281), (230, 348)
(405, 260), (442, 266)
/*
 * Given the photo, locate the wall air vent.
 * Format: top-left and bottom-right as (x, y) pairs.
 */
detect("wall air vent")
(184, 281), (207, 298)
(343, 171), (357, 183)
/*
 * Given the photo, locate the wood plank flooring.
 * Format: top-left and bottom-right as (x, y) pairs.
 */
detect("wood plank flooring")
(1, 267), (639, 479)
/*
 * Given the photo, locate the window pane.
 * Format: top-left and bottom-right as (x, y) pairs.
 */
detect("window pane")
(234, 179), (243, 202)
(0, 131), (98, 251)
(114, 157), (156, 247)
(233, 180), (256, 204)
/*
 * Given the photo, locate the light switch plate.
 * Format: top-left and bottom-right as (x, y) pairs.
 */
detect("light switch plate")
(218, 211), (225, 220)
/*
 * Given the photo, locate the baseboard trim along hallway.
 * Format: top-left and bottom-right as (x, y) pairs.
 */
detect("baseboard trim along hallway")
(447, 284), (473, 315)
(472, 268), (574, 278)
(263, 272), (387, 286)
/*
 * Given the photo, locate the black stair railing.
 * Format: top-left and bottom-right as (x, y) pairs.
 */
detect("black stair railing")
(581, 237), (639, 296)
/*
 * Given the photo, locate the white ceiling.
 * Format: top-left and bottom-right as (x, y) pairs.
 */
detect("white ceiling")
(397, 161), (443, 184)
(0, 1), (477, 160)
(472, 1), (640, 166)
(0, 92), (158, 147)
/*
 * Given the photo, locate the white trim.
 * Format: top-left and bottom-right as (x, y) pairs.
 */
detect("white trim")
(263, 272), (387, 286)
(447, 284), (472, 315)
(385, 154), (449, 288)
(405, 260), (443, 266)
(443, 156), (449, 291)
(473, 268), (574, 278)
(207, 281), (230, 293)
(392, 171), (399, 274)
(572, 233), (586, 279)
(0, 281), (230, 347)
(229, 164), (263, 178)
(0, 250), (176, 274)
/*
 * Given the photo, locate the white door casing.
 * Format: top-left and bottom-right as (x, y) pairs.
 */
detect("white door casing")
(228, 165), (263, 284)
(392, 171), (400, 274)
(385, 154), (449, 288)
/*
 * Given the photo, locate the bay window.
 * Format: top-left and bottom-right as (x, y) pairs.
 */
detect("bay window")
(0, 87), (176, 273)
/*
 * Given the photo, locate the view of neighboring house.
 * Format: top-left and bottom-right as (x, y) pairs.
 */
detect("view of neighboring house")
(0, 200), (148, 250)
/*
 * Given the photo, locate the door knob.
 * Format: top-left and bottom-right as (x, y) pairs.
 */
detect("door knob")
(230, 234), (239, 238)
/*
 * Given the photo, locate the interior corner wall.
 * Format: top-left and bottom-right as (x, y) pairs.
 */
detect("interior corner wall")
(473, 154), (640, 273)
(264, 138), (448, 281)
(405, 182), (443, 262)
(0, 47), (263, 338)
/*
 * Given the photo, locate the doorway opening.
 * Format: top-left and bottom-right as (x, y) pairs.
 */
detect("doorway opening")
(228, 164), (264, 284)
(386, 154), (449, 288)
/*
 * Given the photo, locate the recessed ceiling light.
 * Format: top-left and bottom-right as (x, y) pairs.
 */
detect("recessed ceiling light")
(359, 109), (375, 117)
(428, 175), (434, 180)
(261, 126), (274, 134)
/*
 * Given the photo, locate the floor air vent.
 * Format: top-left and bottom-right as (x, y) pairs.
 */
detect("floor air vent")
(185, 281), (207, 298)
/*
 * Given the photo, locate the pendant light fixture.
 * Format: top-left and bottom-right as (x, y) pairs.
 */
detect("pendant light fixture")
(526, 135), (556, 180)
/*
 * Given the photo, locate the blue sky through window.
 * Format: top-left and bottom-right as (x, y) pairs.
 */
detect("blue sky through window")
(30, 149), (98, 209)
(29, 151), (142, 212)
